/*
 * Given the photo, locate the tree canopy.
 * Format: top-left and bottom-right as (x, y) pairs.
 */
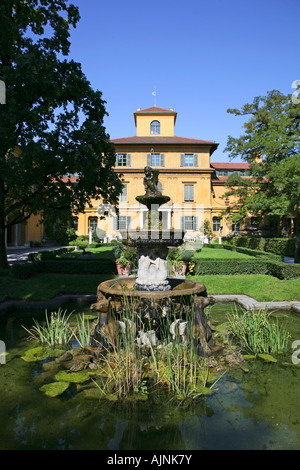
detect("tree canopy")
(0, 0), (123, 267)
(222, 90), (300, 262)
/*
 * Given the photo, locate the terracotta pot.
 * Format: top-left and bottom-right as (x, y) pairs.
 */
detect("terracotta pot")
(115, 261), (131, 276)
(172, 261), (187, 276)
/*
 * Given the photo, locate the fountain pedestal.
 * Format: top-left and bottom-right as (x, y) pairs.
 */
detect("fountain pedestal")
(90, 166), (216, 356)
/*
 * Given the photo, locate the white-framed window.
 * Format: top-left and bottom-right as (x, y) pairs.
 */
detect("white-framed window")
(115, 153), (131, 167)
(184, 184), (194, 202)
(180, 154), (198, 167)
(147, 153), (165, 167)
(88, 217), (98, 231)
(181, 216), (198, 231)
(150, 120), (160, 135)
(232, 221), (240, 232)
(119, 184), (127, 202)
(213, 217), (221, 232)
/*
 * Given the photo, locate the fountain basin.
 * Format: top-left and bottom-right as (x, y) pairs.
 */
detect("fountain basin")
(98, 277), (206, 301)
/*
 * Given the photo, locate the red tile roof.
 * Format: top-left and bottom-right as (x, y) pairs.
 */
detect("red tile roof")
(111, 135), (217, 145)
(134, 106), (177, 114)
(211, 162), (249, 169)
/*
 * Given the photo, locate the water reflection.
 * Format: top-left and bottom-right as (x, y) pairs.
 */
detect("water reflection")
(0, 306), (299, 450)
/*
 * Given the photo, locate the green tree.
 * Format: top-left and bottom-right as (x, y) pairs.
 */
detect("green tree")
(0, 0), (123, 268)
(223, 90), (300, 262)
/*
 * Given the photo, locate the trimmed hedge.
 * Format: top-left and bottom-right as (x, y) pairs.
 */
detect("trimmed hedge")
(192, 258), (300, 279)
(40, 259), (114, 274)
(10, 258), (114, 278)
(225, 236), (296, 257)
(10, 262), (42, 279)
(223, 245), (282, 261)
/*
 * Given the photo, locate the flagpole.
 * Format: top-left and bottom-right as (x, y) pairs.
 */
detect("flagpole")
(152, 86), (156, 107)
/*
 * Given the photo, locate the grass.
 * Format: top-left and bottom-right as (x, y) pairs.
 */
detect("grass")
(56, 246), (114, 259)
(190, 274), (300, 302)
(193, 247), (255, 259)
(0, 273), (109, 302)
(0, 272), (299, 303)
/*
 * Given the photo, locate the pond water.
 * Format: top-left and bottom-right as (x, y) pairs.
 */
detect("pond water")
(0, 303), (299, 450)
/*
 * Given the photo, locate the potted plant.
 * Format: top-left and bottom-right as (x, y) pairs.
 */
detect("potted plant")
(115, 253), (131, 275)
(168, 249), (194, 276)
(112, 244), (137, 276)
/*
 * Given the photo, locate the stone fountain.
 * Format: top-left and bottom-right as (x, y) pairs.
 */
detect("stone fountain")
(90, 166), (216, 356)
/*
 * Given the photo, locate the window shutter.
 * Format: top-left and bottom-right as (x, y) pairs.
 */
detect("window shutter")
(180, 216), (184, 230)
(193, 216), (198, 231)
(160, 153), (165, 166)
(193, 154), (198, 167)
(115, 154), (119, 166)
(127, 154), (131, 166)
(147, 154), (151, 166)
(184, 185), (188, 201)
(127, 216), (131, 229)
(113, 216), (118, 231)
(180, 154), (185, 167)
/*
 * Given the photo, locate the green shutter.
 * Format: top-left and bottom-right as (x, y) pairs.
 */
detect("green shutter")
(193, 154), (198, 167)
(127, 216), (131, 229)
(160, 153), (165, 166)
(127, 154), (131, 166)
(184, 185), (188, 201)
(147, 154), (151, 166)
(193, 216), (198, 231)
(180, 154), (185, 167)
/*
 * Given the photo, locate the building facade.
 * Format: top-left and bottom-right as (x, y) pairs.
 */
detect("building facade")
(8, 106), (250, 246)
(73, 106), (249, 242)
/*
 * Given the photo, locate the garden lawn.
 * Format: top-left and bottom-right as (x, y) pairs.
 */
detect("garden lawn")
(193, 247), (255, 259)
(57, 246), (114, 259)
(190, 274), (300, 302)
(0, 272), (299, 303)
(0, 273), (112, 302)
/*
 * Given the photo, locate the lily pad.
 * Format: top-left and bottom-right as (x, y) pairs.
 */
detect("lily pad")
(258, 353), (277, 363)
(21, 347), (66, 362)
(39, 381), (70, 397)
(54, 370), (91, 383)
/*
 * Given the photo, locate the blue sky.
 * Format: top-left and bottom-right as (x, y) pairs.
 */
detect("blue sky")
(68, 0), (300, 162)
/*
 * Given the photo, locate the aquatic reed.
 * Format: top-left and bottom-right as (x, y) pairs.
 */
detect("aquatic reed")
(22, 309), (73, 346)
(226, 305), (290, 354)
(72, 314), (91, 348)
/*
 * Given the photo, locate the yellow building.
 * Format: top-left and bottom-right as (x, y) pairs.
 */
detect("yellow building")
(73, 105), (249, 242)
(8, 105), (250, 246)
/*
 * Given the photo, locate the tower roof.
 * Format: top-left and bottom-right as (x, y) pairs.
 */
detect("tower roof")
(134, 106), (177, 125)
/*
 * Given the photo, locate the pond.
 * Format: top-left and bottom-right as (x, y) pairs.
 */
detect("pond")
(0, 303), (299, 450)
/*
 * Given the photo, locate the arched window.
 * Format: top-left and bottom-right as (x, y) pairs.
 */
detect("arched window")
(150, 120), (160, 135)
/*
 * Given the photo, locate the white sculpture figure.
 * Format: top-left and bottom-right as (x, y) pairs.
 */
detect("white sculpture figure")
(136, 255), (169, 289)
